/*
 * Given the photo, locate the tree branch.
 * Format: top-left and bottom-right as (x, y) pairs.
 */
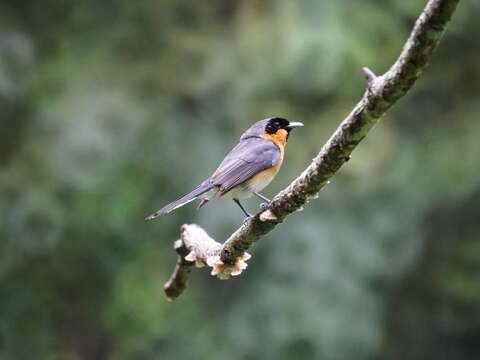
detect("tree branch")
(163, 0), (460, 301)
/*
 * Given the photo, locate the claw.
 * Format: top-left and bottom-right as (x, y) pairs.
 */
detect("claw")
(260, 202), (270, 211)
(242, 215), (253, 225)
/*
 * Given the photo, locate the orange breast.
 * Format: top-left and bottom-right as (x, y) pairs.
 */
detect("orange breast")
(261, 129), (288, 154)
(246, 160), (282, 192)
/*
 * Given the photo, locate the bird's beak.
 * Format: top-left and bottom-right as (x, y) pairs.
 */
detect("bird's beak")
(287, 122), (304, 129)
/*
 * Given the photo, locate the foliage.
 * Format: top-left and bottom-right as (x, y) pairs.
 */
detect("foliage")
(0, 1), (479, 359)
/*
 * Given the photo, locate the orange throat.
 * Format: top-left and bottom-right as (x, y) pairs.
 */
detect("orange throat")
(261, 129), (288, 153)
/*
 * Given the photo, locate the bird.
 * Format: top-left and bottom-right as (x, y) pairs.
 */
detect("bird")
(145, 117), (304, 220)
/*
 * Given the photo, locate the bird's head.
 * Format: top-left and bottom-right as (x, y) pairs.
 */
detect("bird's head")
(240, 117), (304, 145)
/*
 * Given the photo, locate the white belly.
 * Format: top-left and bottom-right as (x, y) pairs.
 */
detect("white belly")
(223, 185), (254, 200)
(199, 184), (253, 202)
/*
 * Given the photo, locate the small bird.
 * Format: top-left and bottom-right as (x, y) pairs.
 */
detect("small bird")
(146, 117), (304, 220)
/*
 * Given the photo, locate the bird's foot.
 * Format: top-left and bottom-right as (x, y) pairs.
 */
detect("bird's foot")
(260, 202), (270, 211)
(242, 214), (253, 225)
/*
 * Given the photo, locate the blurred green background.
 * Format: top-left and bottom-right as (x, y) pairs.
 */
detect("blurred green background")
(1, 0), (479, 359)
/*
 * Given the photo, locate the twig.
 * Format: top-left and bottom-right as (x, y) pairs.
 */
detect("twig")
(164, 224), (251, 299)
(164, 236), (194, 302)
(162, 0), (460, 301)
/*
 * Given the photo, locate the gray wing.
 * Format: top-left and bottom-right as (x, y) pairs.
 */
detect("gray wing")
(210, 138), (281, 196)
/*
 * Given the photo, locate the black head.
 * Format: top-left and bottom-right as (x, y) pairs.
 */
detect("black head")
(265, 117), (291, 134)
(240, 117), (304, 141)
(264, 117), (304, 135)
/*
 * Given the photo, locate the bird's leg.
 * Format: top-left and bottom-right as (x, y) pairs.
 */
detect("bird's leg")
(252, 191), (271, 210)
(197, 198), (209, 209)
(252, 191), (271, 203)
(233, 198), (252, 218)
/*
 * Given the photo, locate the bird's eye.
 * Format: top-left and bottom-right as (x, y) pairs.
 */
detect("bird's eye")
(265, 123), (277, 134)
(265, 121), (281, 134)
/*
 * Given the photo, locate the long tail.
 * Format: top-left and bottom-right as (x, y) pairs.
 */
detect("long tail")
(145, 180), (214, 220)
